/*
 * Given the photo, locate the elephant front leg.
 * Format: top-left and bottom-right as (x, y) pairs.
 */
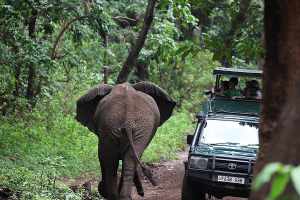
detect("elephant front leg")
(119, 150), (137, 200)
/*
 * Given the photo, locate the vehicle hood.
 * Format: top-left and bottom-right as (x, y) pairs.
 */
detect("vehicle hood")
(192, 144), (258, 160)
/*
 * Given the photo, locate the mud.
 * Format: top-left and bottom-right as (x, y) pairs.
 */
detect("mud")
(132, 151), (186, 200)
(132, 150), (247, 200)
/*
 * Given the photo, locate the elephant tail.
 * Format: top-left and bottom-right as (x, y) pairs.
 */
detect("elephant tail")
(124, 126), (158, 186)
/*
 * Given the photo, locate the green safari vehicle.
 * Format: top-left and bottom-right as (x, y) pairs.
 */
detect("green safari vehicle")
(182, 67), (262, 200)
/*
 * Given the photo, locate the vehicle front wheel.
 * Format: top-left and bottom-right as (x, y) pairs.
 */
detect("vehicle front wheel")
(181, 175), (206, 200)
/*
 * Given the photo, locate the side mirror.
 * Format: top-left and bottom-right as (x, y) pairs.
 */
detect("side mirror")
(187, 135), (194, 145)
(204, 90), (212, 96)
(196, 112), (205, 121)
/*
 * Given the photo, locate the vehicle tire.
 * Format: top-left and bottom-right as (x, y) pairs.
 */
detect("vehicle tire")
(181, 175), (206, 200)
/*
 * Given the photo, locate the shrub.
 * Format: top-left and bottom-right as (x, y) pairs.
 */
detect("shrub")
(143, 111), (193, 162)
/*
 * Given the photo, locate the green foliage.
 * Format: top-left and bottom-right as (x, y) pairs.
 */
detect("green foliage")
(291, 167), (300, 196)
(0, 118), (99, 199)
(143, 111), (193, 162)
(253, 162), (300, 200)
(0, 168), (102, 200)
(0, 0), (262, 114)
(0, 100), (193, 198)
(191, 0), (264, 67)
(147, 39), (218, 111)
(0, 100), (100, 198)
(0, 163), (88, 200)
(0, 112), (99, 176)
(0, 0), (263, 198)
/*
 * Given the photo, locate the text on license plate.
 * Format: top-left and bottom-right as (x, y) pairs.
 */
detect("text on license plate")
(217, 175), (245, 184)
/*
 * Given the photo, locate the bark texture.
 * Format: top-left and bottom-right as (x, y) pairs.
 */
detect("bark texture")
(250, 1), (300, 199)
(116, 0), (157, 84)
(26, 9), (38, 106)
(136, 61), (149, 81)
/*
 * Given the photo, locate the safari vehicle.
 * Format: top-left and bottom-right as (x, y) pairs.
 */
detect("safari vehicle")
(182, 68), (262, 200)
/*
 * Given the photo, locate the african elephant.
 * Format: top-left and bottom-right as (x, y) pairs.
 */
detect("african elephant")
(75, 81), (176, 200)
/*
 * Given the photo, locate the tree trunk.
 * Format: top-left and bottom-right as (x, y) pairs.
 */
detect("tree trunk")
(14, 65), (21, 98)
(12, 44), (21, 98)
(26, 65), (36, 104)
(11, 65), (21, 112)
(221, 0), (251, 66)
(26, 9), (38, 106)
(28, 9), (37, 38)
(250, 1), (300, 199)
(100, 66), (111, 84)
(136, 61), (149, 81)
(116, 0), (157, 84)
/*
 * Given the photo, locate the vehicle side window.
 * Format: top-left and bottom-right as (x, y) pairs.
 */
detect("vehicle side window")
(195, 120), (206, 144)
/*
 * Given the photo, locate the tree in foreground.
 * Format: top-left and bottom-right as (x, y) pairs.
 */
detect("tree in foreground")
(250, 0), (300, 199)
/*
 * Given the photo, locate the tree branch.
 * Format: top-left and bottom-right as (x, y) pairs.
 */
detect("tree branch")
(113, 16), (137, 23)
(51, 15), (88, 60)
(113, 16), (138, 27)
(116, 0), (157, 83)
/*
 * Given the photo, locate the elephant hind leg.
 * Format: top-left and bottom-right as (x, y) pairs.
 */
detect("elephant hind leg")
(134, 169), (144, 197)
(119, 168), (144, 197)
(99, 139), (120, 200)
(119, 150), (137, 200)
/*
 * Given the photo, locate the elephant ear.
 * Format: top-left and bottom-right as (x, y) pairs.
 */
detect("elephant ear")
(76, 84), (113, 134)
(132, 81), (176, 126)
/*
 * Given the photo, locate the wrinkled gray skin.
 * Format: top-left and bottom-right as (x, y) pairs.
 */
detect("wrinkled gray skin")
(75, 82), (176, 200)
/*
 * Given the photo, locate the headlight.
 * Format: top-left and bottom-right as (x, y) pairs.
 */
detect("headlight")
(189, 156), (208, 169)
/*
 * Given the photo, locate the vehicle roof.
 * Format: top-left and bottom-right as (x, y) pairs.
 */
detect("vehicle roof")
(202, 97), (261, 119)
(213, 67), (262, 78)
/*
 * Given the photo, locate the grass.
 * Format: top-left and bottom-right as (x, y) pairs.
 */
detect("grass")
(0, 105), (193, 199)
(143, 111), (193, 162)
(0, 110), (100, 199)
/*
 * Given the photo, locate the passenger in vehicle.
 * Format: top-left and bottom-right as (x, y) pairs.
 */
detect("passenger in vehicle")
(251, 80), (262, 99)
(243, 80), (262, 99)
(243, 81), (252, 96)
(223, 77), (241, 98)
(215, 80), (229, 96)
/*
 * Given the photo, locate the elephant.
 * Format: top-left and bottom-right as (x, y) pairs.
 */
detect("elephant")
(75, 81), (176, 200)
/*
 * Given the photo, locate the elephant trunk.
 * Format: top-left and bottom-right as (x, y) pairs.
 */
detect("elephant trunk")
(124, 126), (158, 186)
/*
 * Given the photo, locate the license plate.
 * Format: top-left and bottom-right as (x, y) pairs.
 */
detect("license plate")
(217, 175), (245, 184)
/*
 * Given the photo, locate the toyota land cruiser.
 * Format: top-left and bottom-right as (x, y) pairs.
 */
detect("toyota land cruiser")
(182, 68), (261, 200)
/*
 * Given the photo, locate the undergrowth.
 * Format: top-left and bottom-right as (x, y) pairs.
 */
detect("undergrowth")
(143, 111), (193, 162)
(0, 104), (193, 199)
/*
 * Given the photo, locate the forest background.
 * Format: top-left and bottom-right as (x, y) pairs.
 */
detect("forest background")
(0, 0), (263, 199)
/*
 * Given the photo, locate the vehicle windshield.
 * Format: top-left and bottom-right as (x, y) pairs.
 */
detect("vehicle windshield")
(199, 119), (259, 146)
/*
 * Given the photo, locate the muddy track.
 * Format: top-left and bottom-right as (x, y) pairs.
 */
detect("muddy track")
(132, 151), (187, 200)
(63, 150), (247, 200)
(132, 150), (247, 200)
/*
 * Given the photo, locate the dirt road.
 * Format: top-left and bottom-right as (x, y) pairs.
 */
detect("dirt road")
(132, 151), (187, 200)
(132, 151), (247, 200)
(64, 150), (247, 200)
(1, 151), (248, 200)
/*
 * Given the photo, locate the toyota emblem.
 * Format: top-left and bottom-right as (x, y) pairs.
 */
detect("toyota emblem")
(228, 163), (237, 170)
